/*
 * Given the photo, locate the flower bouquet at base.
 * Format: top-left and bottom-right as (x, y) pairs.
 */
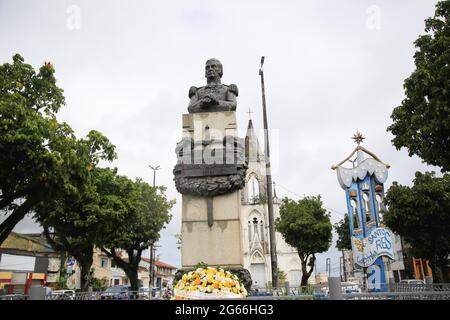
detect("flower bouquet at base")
(173, 266), (248, 300)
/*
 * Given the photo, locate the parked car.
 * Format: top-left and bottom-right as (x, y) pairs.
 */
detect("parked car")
(0, 294), (27, 300)
(100, 285), (132, 300)
(138, 287), (149, 299)
(52, 290), (76, 300)
(320, 282), (362, 295)
(400, 279), (425, 284)
(341, 282), (362, 293)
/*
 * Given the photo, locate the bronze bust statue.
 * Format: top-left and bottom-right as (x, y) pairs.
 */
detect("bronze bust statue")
(188, 58), (238, 113)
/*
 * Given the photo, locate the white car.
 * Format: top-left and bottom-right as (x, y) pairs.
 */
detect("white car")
(400, 279), (425, 285)
(341, 282), (362, 293)
(138, 287), (150, 299)
(52, 290), (76, 300)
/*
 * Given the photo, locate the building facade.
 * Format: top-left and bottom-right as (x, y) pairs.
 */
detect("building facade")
(0, 232), (62, 294)
(0, 232), (176, 292)
(240, 119), (302, 289)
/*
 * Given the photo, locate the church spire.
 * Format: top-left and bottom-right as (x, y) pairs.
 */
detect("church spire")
(245, 113), (262, 162)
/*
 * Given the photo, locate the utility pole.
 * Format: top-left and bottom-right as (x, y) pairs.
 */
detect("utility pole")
(259, 56), (278, 288)
(148, 164), (161, 293)
(326, 258), (331, 277)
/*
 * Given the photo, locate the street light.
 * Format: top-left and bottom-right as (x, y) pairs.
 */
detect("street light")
(148, 164), (161, 294)
(148, 164), (161, 187)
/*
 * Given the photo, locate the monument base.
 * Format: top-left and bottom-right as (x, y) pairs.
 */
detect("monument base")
(181, 192), (244, 268)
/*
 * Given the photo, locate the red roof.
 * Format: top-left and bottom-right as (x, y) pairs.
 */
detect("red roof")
(141, 258), (177, 270)
(155, 261), (177, 269)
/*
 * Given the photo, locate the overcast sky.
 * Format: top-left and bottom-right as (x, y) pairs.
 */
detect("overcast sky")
(0, 0), (441, 275)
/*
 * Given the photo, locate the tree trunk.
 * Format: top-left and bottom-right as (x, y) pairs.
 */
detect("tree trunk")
(124, 267), (140, 291)
(0, 198), (36, 245)
(79, 257), (93, 292)
(75, 245), (94, 292)
(101, 247), (143, 291)
(299, 253), (315, 287)
(125, 249), (142, 291)
(341, 251), (347, 282)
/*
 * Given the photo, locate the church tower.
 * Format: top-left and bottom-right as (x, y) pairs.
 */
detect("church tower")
(240, 117), (302, 289)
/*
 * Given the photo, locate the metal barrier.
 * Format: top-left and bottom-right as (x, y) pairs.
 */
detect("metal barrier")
(45, 290), (166, 300)
(343, 291), (450, 300)
(0, 294), (28, 300)
(1, 284), (449, 300)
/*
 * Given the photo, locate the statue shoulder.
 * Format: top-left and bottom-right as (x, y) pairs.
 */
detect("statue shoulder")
(228, 84), (238, 97)
(188, 86), (198, 99)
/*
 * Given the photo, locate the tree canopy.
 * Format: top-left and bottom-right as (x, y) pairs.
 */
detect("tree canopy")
(387, 1), (450, 172)
(334, 215), (351, 251)
(37, 166), (175, 291)
(0, 54), (115, 245)
(276, 196), (332, 286)
(1, 54), (175, 291)
(384, 171), (450, 282)
(96, 169), (175, 290)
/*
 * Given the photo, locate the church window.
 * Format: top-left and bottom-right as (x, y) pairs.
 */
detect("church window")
(247, 175), (260, 204)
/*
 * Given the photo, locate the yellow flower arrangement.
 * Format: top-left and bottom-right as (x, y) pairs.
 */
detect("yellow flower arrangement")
(174, 266), (248, 299)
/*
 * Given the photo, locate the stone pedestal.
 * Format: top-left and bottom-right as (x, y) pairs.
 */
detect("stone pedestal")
(178, 111), (245, 269)
(181, 192), (243, 268)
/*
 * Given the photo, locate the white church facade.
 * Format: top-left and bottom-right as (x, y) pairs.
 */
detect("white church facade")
(240, 119), (302, 288)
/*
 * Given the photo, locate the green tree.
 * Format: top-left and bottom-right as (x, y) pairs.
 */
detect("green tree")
(384, 172), (450, 283)
(98, 176), (175, 291)
(0, 54), (116, 245)
(334, 215), (351, 282)
(276, 196), (332, 286)
(34, 135), (117, 291)
(334, 215), (351, 251)
(387, 1), (450, 172)
(0, 54), (62, 243)
(277, 270), (287, 284)
(87, 269), (108, 291)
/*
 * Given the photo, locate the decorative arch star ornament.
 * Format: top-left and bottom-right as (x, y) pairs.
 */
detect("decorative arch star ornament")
(352, 131), (365, 145)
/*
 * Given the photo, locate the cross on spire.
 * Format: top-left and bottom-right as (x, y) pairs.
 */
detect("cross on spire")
(247, 108), (253, 120)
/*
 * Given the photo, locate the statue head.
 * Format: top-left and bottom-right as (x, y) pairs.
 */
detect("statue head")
(205, 58), (223, 80)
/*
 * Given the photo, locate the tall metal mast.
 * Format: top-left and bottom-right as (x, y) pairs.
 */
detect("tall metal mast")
(259, 56), (278, 288)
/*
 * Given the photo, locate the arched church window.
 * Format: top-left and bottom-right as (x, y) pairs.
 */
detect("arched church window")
(247, 175), (260, 204)
(248, 221), (252, 243)
(350, 199), (360, 230)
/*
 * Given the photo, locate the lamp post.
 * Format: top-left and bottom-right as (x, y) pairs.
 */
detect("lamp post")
(259, 56), (278, 288)
(148, 164), (161, 293)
